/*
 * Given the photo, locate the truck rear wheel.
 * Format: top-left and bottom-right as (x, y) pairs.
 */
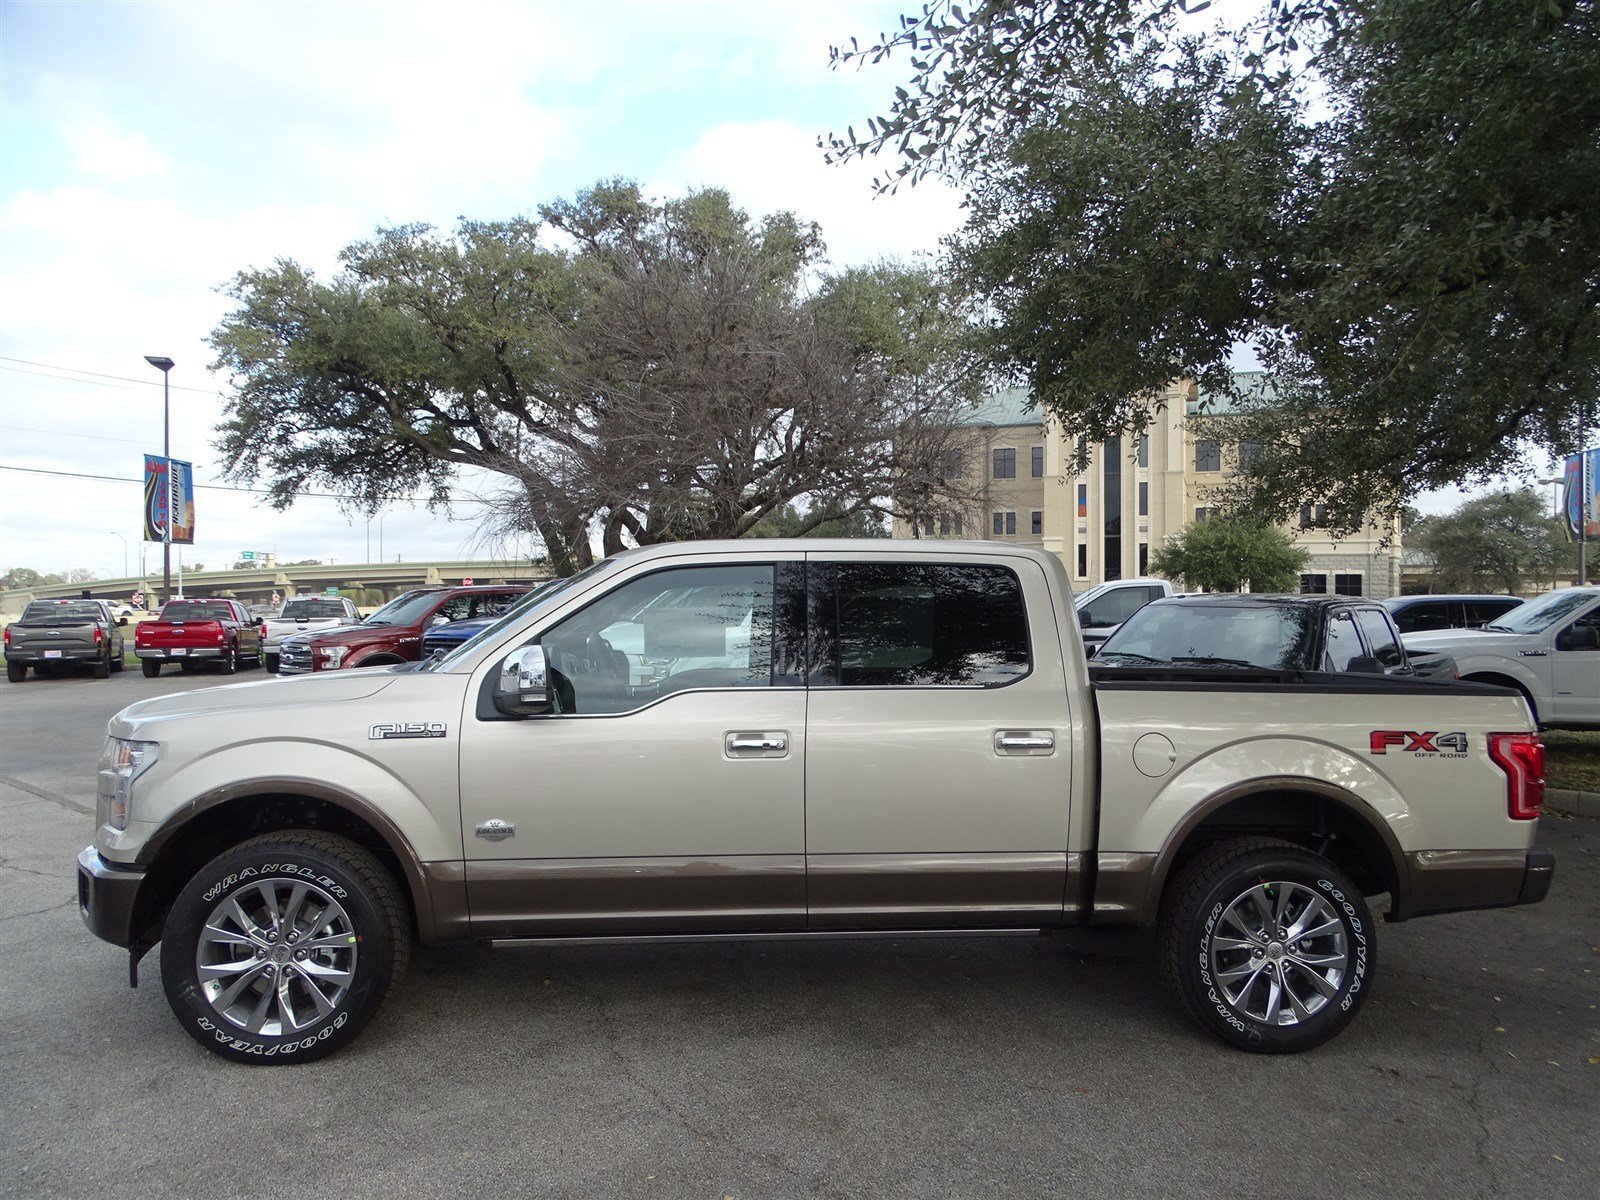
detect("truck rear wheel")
(219, 644), (237, 674)
(7, 662), (24, 683)
(93, 650), (112, 679)
(264, 654), (279, 674)
(142, 659), (161, 678)
(1159, 838), (1375, 1053)
(160, 832), (410, 1065)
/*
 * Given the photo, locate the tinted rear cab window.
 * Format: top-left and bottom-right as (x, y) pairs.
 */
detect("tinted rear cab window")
(811, 563), (1030, 686)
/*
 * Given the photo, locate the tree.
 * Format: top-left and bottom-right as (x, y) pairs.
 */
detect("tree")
(212, 182), (980, 575)
(1409, 489), (1575, 594)
(826, 1), (1600, 531)
(748, 502), (889, 538)
(1149, 517), (1309, 593)
(1, 567), (63, 590)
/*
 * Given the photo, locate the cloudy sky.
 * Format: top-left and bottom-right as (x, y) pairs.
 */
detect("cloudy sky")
(1, 0), (963, 580)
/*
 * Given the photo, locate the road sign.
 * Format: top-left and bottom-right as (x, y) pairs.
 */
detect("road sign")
(462, 577), (473, 585)
(240, 551), (257, 561)
(324, 587), (340, 597)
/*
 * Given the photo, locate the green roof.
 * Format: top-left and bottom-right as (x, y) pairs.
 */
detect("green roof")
(955, 386), (1044, 428)
(1190, 370), (1277, 415)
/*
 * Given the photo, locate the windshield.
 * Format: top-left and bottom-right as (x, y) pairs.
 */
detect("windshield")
(1097, 603), (1319, 670)
(281, 599), (349, 620)
(22, 601), (104, 623)
(361, 590), (442, 626)
(426, 564), (613, 670)
(1483, 588), (1599, 634)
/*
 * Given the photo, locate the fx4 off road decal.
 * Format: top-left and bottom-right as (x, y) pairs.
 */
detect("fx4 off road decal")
(1369, 730), (1469, 758)
(369, 721), (448, 740)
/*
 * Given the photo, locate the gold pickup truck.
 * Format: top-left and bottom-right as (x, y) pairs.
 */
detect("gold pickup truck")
(77, 541), (1553, 1063)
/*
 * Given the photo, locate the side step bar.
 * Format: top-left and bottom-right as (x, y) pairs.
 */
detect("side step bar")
(486, 928), (1046, 949)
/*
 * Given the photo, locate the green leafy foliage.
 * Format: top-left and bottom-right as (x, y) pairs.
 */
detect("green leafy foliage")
(1409, 489), (1575, 594)
(830, 0), (1600, 530)
(211, 182), (978, 574)
(1148, 516), (1310, 593)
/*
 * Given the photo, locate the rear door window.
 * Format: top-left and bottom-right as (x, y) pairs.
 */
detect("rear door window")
(1354, 607), (1408, 672)
(1391, 601), (1452, 633)
(1464, 599), (1519, 626)
(812, 563), (1029, 687)
(1322, 611), (1365, 672)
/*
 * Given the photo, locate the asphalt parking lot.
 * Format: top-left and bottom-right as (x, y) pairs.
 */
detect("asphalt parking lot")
(2, 669), (1596, 1199)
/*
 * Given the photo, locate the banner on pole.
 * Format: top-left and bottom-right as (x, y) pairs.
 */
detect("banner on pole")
(1561, 448), (1600, 542)
(143, 455), (196, 544)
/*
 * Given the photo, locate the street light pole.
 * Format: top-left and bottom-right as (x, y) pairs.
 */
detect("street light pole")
(1539, 476), (1563, 591)
(108, 531), (128, 578)
(144, 356), (175, 604)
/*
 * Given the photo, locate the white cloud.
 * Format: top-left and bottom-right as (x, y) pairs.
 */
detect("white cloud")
(70, 126), (169, 181)
(651, 120), (965, 270)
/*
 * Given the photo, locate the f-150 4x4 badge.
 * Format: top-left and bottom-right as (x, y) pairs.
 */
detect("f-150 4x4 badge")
(369, 721), (448, 740)
(1370, 730), (1469, 756)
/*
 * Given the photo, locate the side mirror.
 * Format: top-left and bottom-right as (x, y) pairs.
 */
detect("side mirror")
(494, 645), (551, 716)
(1556, 624), (1600, 651)
(1084, 642), (1100, 659)
(429, 614), (451, 628)
(1347, 654), (1382, 674)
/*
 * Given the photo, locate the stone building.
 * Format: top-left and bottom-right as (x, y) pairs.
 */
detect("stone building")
(893, 375), (1403, 598)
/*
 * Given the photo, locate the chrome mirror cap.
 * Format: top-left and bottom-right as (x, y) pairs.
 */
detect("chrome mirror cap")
(494, 645), (551, 715)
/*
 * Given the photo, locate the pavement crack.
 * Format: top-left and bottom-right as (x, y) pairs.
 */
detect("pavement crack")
(0, 856), (72, 880)
(0, 775), (93, 816)
(0, 898), (75, 923)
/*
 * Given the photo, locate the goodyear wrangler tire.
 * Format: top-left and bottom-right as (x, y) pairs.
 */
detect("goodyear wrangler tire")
(1159, 838), (1374, 1054)
(160, 832), (410, 1065)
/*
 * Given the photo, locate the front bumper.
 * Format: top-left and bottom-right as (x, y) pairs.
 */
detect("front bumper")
(77, 846), (145, 948)
(1391, 848), (1556, 921)
(134, 647), (221, 660)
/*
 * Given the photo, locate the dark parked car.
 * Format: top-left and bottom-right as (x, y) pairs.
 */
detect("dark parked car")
(1092, 593), (1425, 677)
(1382, 594), (1524, 634)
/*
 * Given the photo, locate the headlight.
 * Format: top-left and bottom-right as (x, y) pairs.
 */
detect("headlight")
(100, 738), (158, 831)
(317, 645), (348, 668)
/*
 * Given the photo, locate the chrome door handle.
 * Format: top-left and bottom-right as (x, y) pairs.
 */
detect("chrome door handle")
(995, 731), (1055, 755)
(726, 731), (788, 758)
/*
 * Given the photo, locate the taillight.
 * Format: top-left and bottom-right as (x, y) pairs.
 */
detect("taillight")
(1487, 732), (1545, 820)
(94, 626), (104, 645)
(3, 627), (9, 647)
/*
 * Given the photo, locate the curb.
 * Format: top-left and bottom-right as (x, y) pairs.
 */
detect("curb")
(1546, 788), (1600, 820)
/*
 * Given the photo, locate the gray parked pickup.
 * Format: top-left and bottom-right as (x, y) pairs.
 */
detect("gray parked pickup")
(6, 599), (125, 681)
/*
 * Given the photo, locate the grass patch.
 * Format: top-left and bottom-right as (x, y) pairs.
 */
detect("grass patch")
(1543, 730), (1600, 795)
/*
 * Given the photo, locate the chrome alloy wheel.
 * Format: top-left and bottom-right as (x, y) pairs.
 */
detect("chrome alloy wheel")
(195, 878), (358, 1035)
(1209, 880), (1349, 1026)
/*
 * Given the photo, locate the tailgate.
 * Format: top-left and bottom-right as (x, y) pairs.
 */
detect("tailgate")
(12, 624), (99, 652)
(137, 620), (223, 648)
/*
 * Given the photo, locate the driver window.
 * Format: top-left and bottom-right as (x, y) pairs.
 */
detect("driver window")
(435, 596), (473, 623)
(1355, 608), (1407, 671)
(540, 565), (774, 715)
(1323, 611), (1364, 671)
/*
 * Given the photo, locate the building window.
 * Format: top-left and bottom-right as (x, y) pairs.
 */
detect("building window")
(1299, 503), (1329, 529)
(1076, 483), (1088, 518)
(953, 514), (963, 536)
(1138, 481), (1148, 517)
(1103, 435), (1122, 581)
(921, 516), (935, 538)
(1300, 573), (1328, 594)
(1077, 543), (1088, 577)
(1138, 542), (1149, 575)
(1137, 434), (1149, 468)
(992, 447), (1016, 479)
(1031, 445), (1044, 478)
(1239, 441), (1262, 470)
(941, 449), (964, 483)
(1334, 573), (1363, 597)
(992, 511), (1004, 536)
(1006, 511), (1017, 535)
(939, 514), (951, 537)
(1194, 440), (1222, 472)
(1194, 507), (1216, 522)
(1030, 510), (1043, 535)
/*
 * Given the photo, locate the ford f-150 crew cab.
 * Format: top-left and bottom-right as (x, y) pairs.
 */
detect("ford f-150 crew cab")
(136, 599), (264, 677)
(6, 599), (125, 681)
(261, 595), (363, 673)
(1402, 587), (1600, 729)
(76, 541), (1554, 1064)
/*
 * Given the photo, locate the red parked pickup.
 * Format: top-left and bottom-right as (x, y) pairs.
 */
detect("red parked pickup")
(277, 585), (531, 673)
(134, 598), (264, 677)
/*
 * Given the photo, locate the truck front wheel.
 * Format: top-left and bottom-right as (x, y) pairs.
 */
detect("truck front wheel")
(160, 831), (411, 1065)
(1159, 838), (1375, 1053)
